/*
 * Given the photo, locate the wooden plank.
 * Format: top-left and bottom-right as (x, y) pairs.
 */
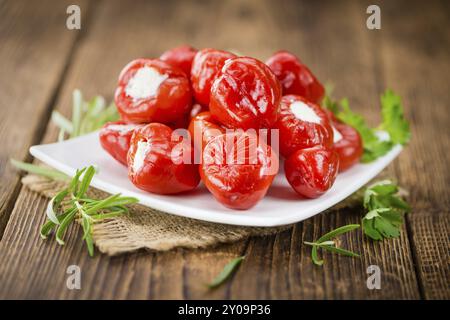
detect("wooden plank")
(0, 0), (242, 300)
(0, 0), (89, 236)
(224, 0), (420, 299)
(375, 0), (450, 299)
(408, 212), (449, 300)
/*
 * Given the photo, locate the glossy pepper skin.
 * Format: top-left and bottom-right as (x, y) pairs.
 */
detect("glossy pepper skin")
(210, 57), (282, 130)
(99, 121), (141, 166)
(189, 102), (208, 119)
(166, 102), (207, 130)
(188, 111), (225, 152)
(190, 48), (236, 107)
(115, 59), (192, 124)
(275, 95), (333, 158)
(127, 123), (200, 194)
(326, 111), (363, 171)
(167, 114), (190, 130)
(200, 131), (279, 210)
(266, 51), (325, 104)
(285, 146), (339, 199)
(160, 45), (197, 76)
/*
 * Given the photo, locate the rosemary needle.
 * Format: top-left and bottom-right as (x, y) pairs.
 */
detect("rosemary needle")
(40, 165), (138, 256)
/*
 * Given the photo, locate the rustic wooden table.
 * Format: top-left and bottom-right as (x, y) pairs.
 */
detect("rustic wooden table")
(0, 0), (448, 300)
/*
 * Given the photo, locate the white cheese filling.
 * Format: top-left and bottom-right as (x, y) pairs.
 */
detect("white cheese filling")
(107, 124), (138, 134)
(332, 126), (343, 143)
(290, 101), (322, 124)
(133, 140), (149, 172)
(125, 66), (168, 100)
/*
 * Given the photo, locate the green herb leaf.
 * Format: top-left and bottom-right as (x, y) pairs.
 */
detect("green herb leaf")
(79, 96), (106, 135)
(322, 95), (339, 115)
(322, 89), (410, 163)
(81, 215), (94, 256)
(52, 110), (74, 134)
(77, 166), (96, 198)
(304, 240), (335, 247)
(51, 90), (119, 142)
(84, 194), (137, 215)
(208, 256), (245, 288)
(69, 168), (86, 194)
(71, 89), (83, 138)
(46, 189), (69, 224)
(90, 210), (127, 220)
(304, 224), (360, 266)
(316, 224), (361, 243)
(58, 128), (66, 142)
(311, 246), (323, 266)
(11, 159), (69, 181)
(337, 99), (394, 162)
(362, 180), (410, 240)
(321, 245), (360, 258)
(55, 209), (77, 245)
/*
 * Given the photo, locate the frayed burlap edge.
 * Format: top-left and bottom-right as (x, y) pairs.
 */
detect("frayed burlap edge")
(21, 174), (366, 256)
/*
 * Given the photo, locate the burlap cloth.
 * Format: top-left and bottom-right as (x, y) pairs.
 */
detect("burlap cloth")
(21, 173), (367, 256)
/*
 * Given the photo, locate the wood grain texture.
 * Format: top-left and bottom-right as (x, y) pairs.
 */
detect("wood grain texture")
(371, 0), (450, 299)
(0, 0), (89, 236)
(408, 212), (449, 300)
(0, 0), (448, 299)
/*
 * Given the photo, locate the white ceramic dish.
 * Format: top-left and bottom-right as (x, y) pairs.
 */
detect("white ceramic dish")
(29, 131), (402, 227)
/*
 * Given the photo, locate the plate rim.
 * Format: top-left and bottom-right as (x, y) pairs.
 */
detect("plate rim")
(29, 131), (402, 227)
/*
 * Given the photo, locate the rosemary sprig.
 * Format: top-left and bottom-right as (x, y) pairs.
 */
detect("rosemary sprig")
(40, 165), (138, 256)
(11, 89), (119, 179)
(304, 224), (360, 266)
(10, 159), (69, 181)
(52, 89), (119, 141)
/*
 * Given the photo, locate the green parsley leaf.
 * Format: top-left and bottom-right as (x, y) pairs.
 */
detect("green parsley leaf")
(322, 95), (339, 115)
(322, 89), (410, 163)
(362, 180), (410, 240)
(10, 159), (69, 181)
(380, 90), (410, 145)
(304, 224), (360, 266)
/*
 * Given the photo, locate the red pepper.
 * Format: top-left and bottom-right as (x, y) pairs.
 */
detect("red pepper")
(284, 145), (339, 199)
(115, 59), (192, 124)
(200, 131), (279, 210)
(210, 56), (282, 130)
(160, 45), (198, 76)
(190, 49), (236, 107)
(274, 95), (333, 158)
(99, 121), (141, 166)
(127, 123), (200, 194)
(266, 51), (324, 104)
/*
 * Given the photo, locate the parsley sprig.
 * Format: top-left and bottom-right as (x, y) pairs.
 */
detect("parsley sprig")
(304, 224), (360, 266)
(362, 180), (410, 240)
(323, 89), (410, 162)
(40, 165), (138, 256)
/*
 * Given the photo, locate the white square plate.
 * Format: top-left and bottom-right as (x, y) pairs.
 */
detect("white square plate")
(30, 131), (402, 227)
